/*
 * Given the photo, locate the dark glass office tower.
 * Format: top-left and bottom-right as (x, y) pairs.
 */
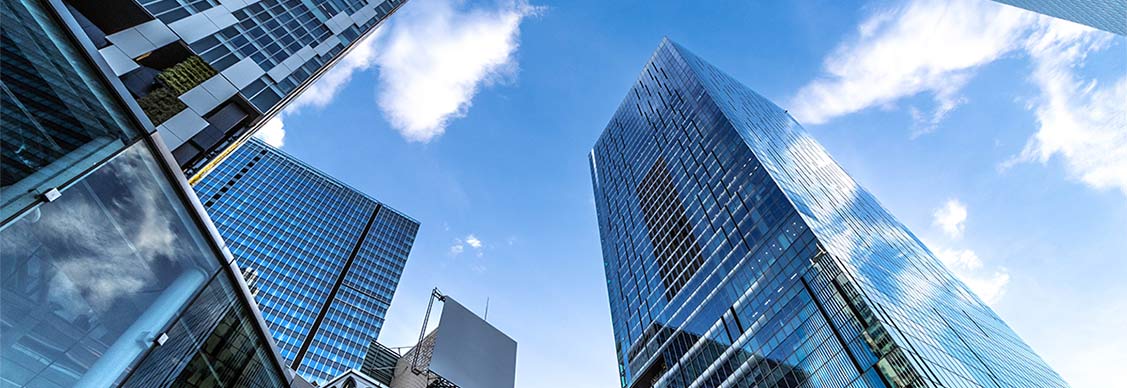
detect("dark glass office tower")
(195, 138), (419, 384)
(992, 0), (1125, 35)
(59, 0), (409, 177)
(589, 39), (1068, 388)
(2, 0), (290, 386)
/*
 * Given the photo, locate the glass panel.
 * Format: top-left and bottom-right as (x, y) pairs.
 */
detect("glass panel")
(121, 274), (287, 388)
(1, 0), (142, 221)
(1, 142), (220, 387)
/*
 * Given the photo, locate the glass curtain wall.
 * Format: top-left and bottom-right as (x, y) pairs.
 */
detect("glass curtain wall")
(1, 0), (141, 221)
(1, 0), (290, 386)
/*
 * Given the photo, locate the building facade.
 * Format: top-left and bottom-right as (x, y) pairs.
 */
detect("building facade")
(992, 0), (1126, 35)
(195, 138), (419, 384)
(361, 341), (403, 386)
(589, 39), (1069, 388)
(1, 0), (291, 386)
(60, 0), (408, 177)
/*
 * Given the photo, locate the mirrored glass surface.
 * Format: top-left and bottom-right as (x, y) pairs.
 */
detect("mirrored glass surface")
(1, 0), (141, 220)
(1, 142), (220, 387)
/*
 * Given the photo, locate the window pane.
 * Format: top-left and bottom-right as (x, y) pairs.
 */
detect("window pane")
(1, 142), (220, 387)
(1, 0), (142, 220)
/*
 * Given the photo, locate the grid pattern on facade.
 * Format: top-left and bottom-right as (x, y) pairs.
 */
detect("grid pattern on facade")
(675, 38), (1070, 388)
(992, 0), (1126, 35)
(297, 206), (416, 381)
(195, 138), (417, 384)
(138, 0), (406, 112)
(589, 39), (1069, 388)
(0, 0), (139, 220)
(636, 157), (705, 301)
(60, 0), (408, 174)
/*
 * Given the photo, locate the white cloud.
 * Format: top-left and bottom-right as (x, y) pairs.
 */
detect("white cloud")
(450, 233), (485, 255)
(789, 0), (1034, 131)
(295, 32), (385, 112)
(373, 0), (538, 141)
(251, 24), (390, 148)
(249, 0), (536, 146)
(933, 199), (968, 238)
(934, 247), (1011, 305)
(465, 234), (483, 248)
(794, 0), (1126, 196)
(1003, 18), (1127, 197)
(254, 116), (287, 147)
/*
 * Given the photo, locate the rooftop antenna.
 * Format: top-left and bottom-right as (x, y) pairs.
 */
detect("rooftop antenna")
(484, 297), (490, 321)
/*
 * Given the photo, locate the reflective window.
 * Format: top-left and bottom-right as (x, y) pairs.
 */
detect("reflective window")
(121, 273), (287, 388)
(1, 0), (141, 221)
(195, 138), (418, 384)
(590, 40), (1069, 388)
(1, 142), (220, 387)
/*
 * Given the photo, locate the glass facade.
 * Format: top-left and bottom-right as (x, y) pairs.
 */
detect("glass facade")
(589, 39), (1069, 388)
(195, 138), (419, 384)
(1, 0), (290, 386)
(60, 0), (409, 175)
(1, 0), (141, 221)
(992, 0), (1126, 35)
(119, 274), (288, 388)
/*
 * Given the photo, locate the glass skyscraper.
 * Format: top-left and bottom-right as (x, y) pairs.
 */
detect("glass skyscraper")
(61, 0), (409, 177)
(992, 0), (1126, 35)
(195, 138), (419, 384)
(589, 39), (1068, 388)
(2, 0), (290, 386)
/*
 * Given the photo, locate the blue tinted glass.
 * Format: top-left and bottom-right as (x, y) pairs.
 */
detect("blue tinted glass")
(1, 142), (220, 387)
(589, 40), (1068, 388)
(195, 138), (418, 384)
(1, 0), (140, 221)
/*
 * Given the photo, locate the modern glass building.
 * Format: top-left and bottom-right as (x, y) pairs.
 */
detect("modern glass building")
(2, 0), (291, 386)
(59, 0), (409, 177)
(195, 138), (419, 384)
(993, 0), (1126, 35)
(589, 39), (1069, 388)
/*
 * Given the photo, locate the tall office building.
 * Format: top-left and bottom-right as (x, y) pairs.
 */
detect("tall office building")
(2, 0), (290, 386)
(195, 138), (419, 384)
(60, 0), (409, 177)
(992, 0), (1126, 35)
(589, 39), (1068, 388)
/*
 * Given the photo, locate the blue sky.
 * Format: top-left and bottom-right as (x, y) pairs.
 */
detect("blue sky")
(258, 0), (1126, 386)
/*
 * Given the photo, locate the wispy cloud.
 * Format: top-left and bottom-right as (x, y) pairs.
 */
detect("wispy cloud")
(465, 234), (483, 249)
(933, 199), (968, 238)
(790, 0), (1033, 132)
(794, 0), (1126, 197)
(374, 0), (539, 141)
(450, 233), (486, 257)
(449, 242), (465, 254)
(251, 28), (386, 148)
(1003, 18), (1126, 197)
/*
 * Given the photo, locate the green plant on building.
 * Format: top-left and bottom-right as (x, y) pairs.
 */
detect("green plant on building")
(137, 86), (187, 125)
(137, 56), (219, 125)
(158, 56), (218, 94)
